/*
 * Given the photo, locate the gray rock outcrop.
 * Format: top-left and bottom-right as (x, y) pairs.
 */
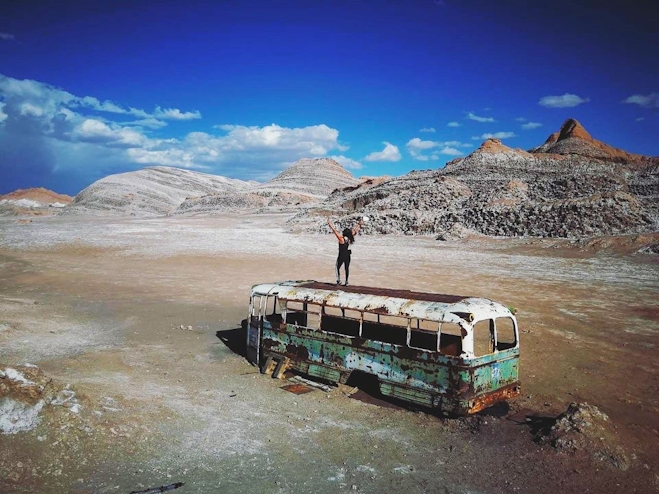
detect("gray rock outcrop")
(293, 119), (658, 239)
(63, 166), (256, 216)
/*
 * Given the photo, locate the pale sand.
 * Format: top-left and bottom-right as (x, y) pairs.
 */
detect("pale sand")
(0, 213), (657, 493)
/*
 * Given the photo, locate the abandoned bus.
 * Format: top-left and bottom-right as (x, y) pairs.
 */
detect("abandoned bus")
(247, 280), (520, 415)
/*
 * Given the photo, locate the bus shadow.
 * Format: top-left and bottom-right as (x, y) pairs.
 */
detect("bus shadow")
(215, 319), (248, 359)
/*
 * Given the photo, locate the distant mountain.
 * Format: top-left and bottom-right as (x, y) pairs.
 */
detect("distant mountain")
(255, 158), (359, 197)
(294, 119), (658, 239)
(64, 166), (256, 216)
(62, 159), (359, 216)
(174, 158), (359, 215)
(531, 118), (649, 163)
(0, 187), (73, 215)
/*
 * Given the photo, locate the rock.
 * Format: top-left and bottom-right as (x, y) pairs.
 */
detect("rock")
(290, 119), (658, 240)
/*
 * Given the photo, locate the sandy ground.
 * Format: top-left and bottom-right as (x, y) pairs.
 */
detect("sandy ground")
(0, 213), (658, 494)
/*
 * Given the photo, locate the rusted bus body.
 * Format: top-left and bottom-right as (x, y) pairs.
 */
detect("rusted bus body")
(247, 281), (520, 415)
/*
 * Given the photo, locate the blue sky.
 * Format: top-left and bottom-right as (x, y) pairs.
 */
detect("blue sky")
(1, 0), (657, 195)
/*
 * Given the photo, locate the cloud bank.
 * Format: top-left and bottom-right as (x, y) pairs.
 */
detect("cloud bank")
(472, 132), (516, 140)
(364, 142), (401, 162)
(623, 93), (659, 108)
(0, 74), (348, 193)
(406, 137), (469, 160)
(467, 112), (495, 123)
(538, 93), (589, 108)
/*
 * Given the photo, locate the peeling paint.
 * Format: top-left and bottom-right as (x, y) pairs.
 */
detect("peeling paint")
(248, 280), (521, 415)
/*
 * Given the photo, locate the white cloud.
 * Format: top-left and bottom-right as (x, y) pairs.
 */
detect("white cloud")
(406, 138), (466, 160)
(331, 155), (362, 170)
(467, 112), (495, 123)
(0, 73), (351, 185)
(123, 117), (168, 129)
(407, 137), (437, 151)
(0, 33), (15, 41)
(623, 93), (659, 108)
(521, 122), (542, 130)
(72, 118), (148, 147)
(0, 74), (201, 132)
(419, 127), (436, 133)
(636, 117), (645, 121)
(154, 106), (202, 120)
(447, 121), (461, 127)
(364, 142), (401, 162)
(515, 117), (527, 122)
(539, 93), (589, 108)
(472, 132), (516, 140)
(79, 96), (127, 114)
(439, 146), (462, 156)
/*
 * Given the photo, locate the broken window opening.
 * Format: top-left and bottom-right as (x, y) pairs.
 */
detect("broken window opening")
(361, 313), (408, 346)
(264, 296), (282, 324)
(495, 317), (517, 351)
(409, 319), (440, 351)
(321, 305), (360, 337)
(439, 322), (463, 356)
(284, 301), (320, 330)
(473, 319), (495, 357)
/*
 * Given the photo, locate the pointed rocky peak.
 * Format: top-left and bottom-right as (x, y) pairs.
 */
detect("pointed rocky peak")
(255, 157), (359, 197)
(557, 118), (592, 142)
(531, 118), (647, 163)
(477, 138), (514, 154)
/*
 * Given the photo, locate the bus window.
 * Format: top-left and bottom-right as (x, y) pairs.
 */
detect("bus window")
(285, 301), (307, 327)
(410, 319), (439, 351)
(344, 309), (361, 320)
(362, 313), (408, 346)
(321, 305), (359, 337)
(306, 304), (321, 330)
(496, 317), (517, 351)
(251, 296), (262, 319)
(265, 296), (282, 324)
(440, 323), (463, 356)
(473, 319), (494, 357)
(363, 312), (379, 323)
(324, 306), (343, 317)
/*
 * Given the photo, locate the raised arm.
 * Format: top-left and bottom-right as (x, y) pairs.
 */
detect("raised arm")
(352, 219), (364, 236)
(327, 217), (344, 242)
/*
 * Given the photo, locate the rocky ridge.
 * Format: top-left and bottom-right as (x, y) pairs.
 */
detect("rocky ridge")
(62, 159), (358, 216)
(63, 166), (257, 216)
(173, 158), (357, 215)
(292, 119), (658, 239)
(0, 188), (73, 215)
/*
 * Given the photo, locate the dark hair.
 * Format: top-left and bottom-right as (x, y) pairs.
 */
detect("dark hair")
(342, 228), (355, 243)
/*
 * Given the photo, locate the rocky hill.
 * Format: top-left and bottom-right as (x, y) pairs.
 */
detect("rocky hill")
(0, 188), (73, 216)
(293, 119), (658, 239)
(62, 158), (359, 216)
(172, 158), (359, 215)
(63, 166), (256, 216)
(254, 158), (358, 197)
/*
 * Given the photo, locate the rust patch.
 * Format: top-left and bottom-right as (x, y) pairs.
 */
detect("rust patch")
(467, 383), (521, 414)
(281, 383), (314, 395)
(286, 343), (309, 360)
(301, 282), (469, 304)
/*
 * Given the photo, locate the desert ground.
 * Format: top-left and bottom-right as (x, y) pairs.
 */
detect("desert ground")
(1, 213), (658, 493)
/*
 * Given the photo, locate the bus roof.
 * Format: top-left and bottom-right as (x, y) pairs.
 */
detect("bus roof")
(250, 280), (514, 323)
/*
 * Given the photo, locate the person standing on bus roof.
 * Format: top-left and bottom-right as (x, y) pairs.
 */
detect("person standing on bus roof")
(327, 217), (363, 286)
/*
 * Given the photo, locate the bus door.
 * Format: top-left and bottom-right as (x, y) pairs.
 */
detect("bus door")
(247, 294), (265, 365)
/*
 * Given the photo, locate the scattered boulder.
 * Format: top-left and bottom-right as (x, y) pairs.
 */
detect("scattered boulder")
(536, 402), (630, 471)
(0, 365), (51, 434)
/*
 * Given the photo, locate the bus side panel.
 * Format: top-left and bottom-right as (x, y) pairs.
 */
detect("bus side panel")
(470, 349), (519, 395)
(261, 325), (458, 401)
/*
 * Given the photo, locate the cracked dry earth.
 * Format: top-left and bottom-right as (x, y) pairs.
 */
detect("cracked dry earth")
(0, 213), (658, 494)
